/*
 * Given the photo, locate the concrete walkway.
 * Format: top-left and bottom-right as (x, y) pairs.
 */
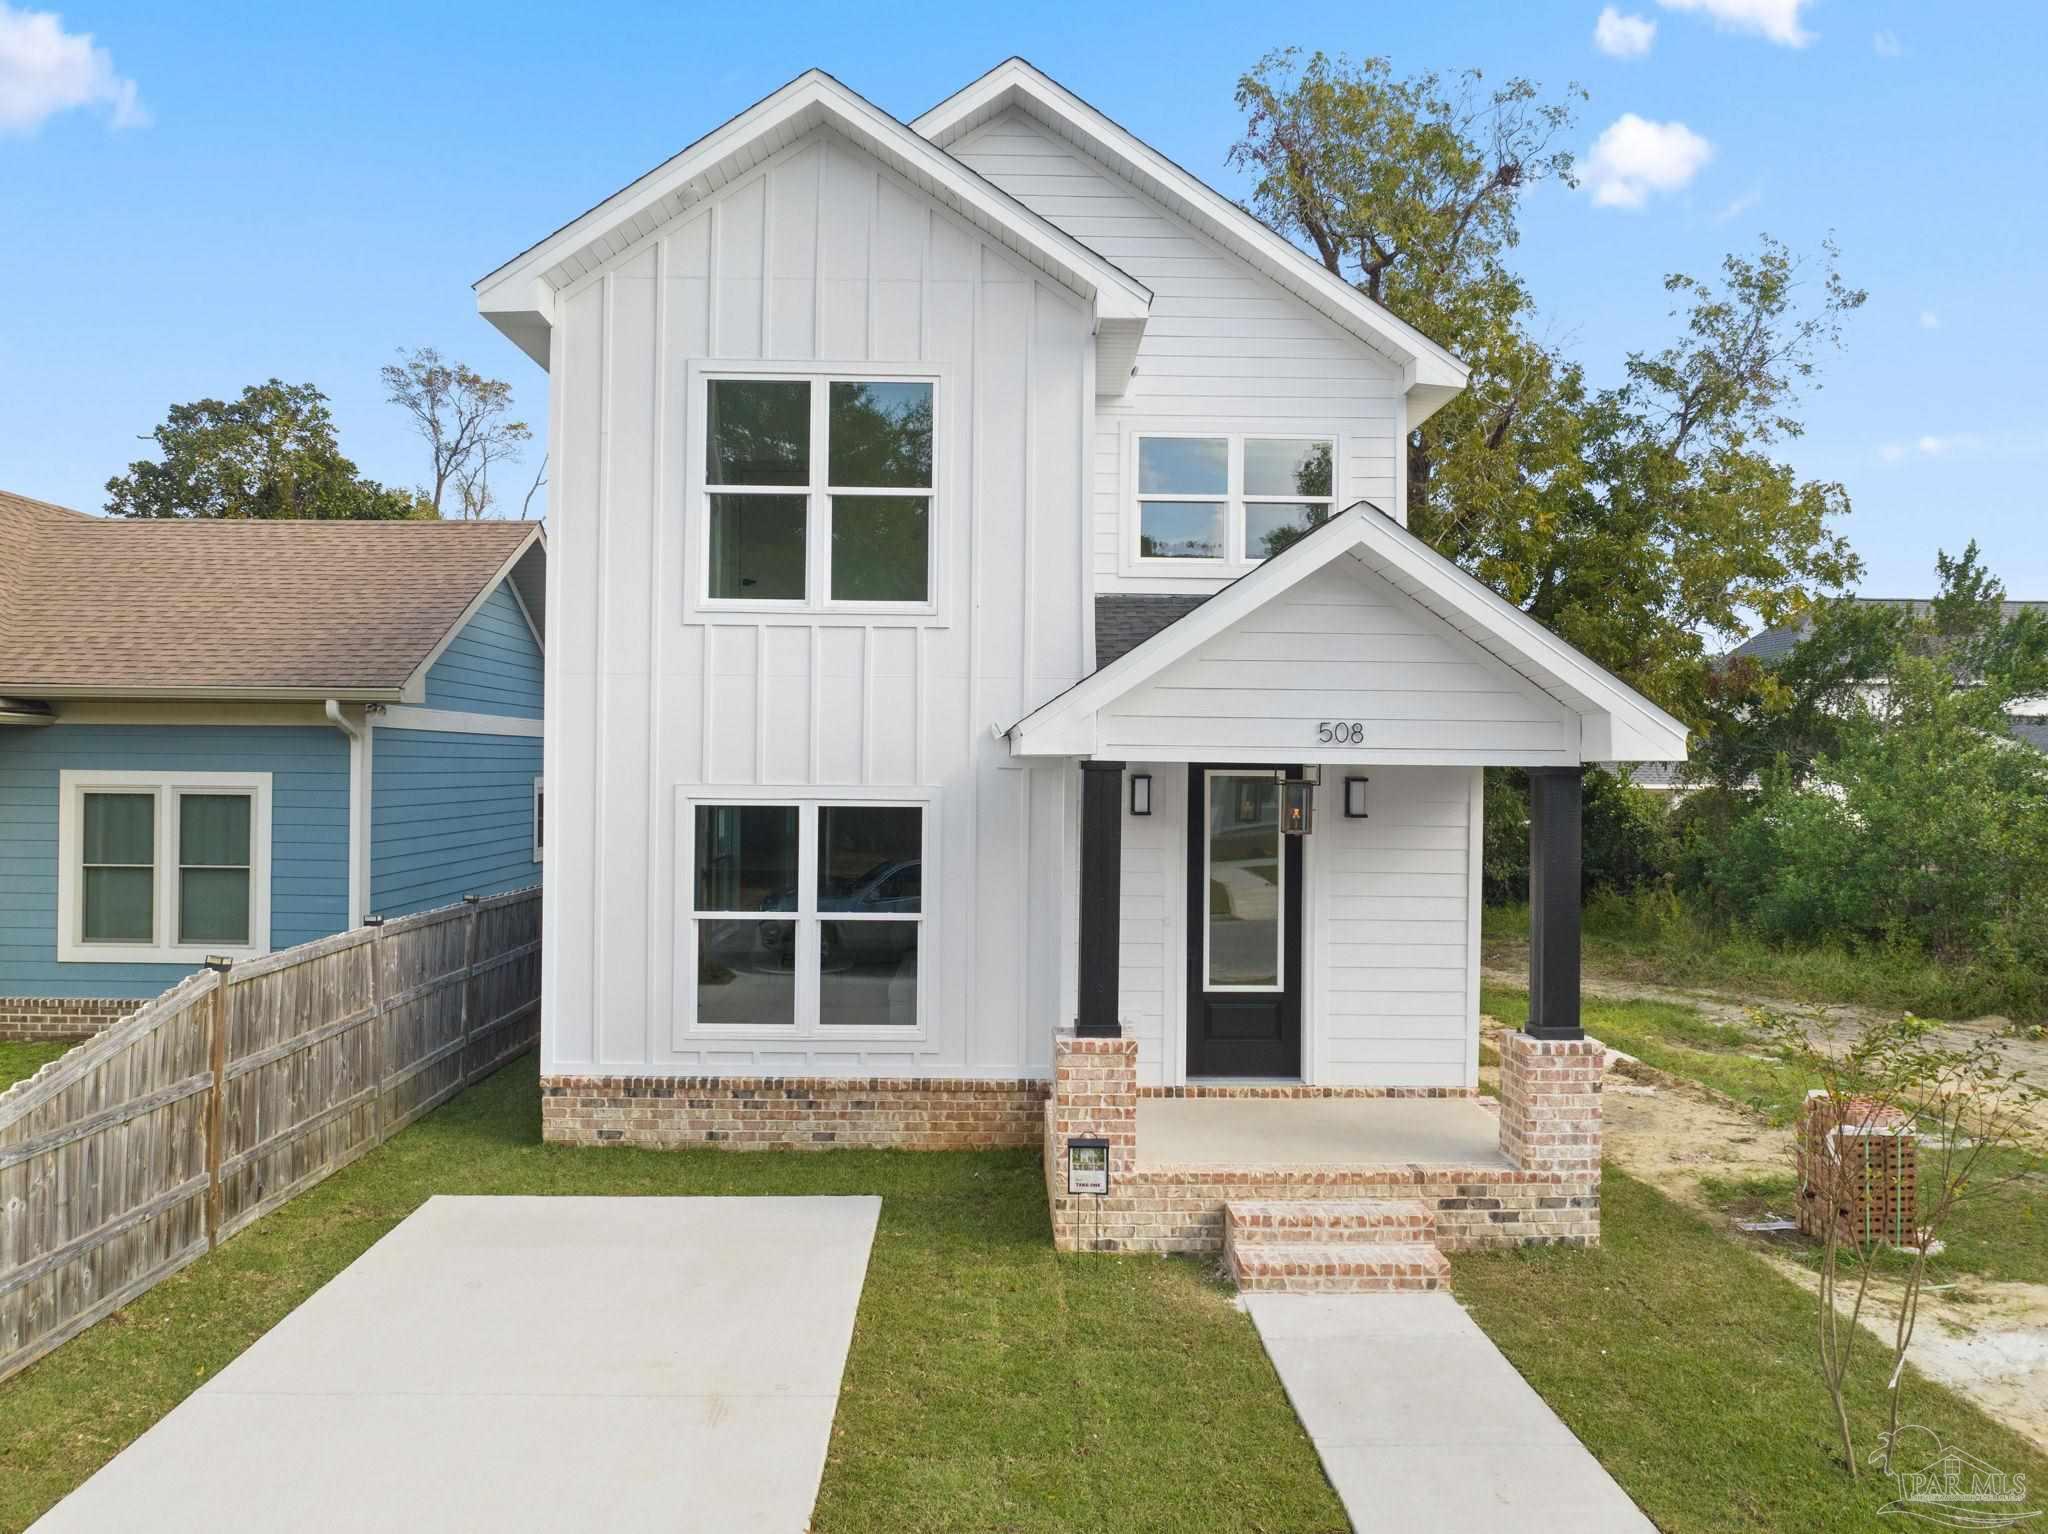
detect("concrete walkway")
(1245, 1292), (1655, 1533)
(33, 1196), (880, 1533)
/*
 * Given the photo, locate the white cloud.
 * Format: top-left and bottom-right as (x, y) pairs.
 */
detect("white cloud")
(1583, 114), (1715, 208)
(0, 3), (145, 136)
(1879, 432), (1983, 463)
(1873, 30), (1904, 57)
(1657, 0), (1815, 47)
(1594, 7), (1658, 57)
(1919, 310), (1940, 330)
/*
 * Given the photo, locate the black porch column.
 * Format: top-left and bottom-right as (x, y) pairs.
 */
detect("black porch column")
(1075, 759), (1126, 1037)
(1526, 766), (1585, 1041)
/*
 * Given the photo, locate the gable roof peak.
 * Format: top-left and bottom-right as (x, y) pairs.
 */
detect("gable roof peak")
(913, 58), (1467, 411)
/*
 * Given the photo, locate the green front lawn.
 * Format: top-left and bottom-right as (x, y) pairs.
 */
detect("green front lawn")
(0, 1056), (1344, 1534)
(0, 1041), (72, 1093)
(1455, 1167), (2048, 1533)
(7, 1053), (2044, 1533)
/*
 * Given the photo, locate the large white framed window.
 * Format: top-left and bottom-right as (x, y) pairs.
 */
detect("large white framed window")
(692, 362), (940, 615)
(1129, 431), (1336, 575)
(681, 793), (927, 1038)
(57, 770), (272, 964)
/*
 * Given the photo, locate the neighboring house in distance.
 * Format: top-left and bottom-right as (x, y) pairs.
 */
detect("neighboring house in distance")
(480, 60), (1688, 1270)
(1729, 598), (2048, 749)
(0, 492), (546, 1040)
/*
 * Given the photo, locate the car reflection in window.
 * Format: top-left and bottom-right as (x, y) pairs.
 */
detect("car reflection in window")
(757, 860), (920, 966)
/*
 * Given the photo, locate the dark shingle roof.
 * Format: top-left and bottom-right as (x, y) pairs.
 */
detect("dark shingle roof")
(1094, 594), (1210, 667)
(1731, 599), (2048, 664)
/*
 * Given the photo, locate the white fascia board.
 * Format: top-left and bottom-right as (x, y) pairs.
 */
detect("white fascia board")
(477, 69), (1151, 364)
(398, 524), (545, 706)
(913, 59), (1468, 395)
(1007, 504), (1691, 764)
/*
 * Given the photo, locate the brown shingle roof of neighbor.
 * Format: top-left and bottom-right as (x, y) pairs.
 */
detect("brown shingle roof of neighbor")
(0, 490), (543, 698)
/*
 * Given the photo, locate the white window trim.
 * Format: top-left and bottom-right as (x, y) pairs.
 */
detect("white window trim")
(674, 786), (933, 1044)
(683, 358), (953, 624)
(1200, 769), (1286, 995)
(1120, 427), (1341, 579)
(533, 776), (544, 863)
(57, 769), (273, 965)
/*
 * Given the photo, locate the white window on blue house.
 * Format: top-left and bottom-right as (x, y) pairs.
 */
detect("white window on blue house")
(58, 770), (272, 964)
(1132, 433), (1336, 570)
(701, 374), (935, 611)
(687, 798), (923, 1034)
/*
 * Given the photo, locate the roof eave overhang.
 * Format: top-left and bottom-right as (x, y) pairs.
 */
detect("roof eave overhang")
(1007, 504), (1690, 766)
(0, 685), (409, 703)
(913, 60), (1469, 403)
(477, 69), (1153, 381)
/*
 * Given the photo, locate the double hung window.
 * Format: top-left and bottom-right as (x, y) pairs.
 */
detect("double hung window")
(689, 799), (923, 1032)
(1133, 434), (1335, 569)
(703, 375), (935, 608)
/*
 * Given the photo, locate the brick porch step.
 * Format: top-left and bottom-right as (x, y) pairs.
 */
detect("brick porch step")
(1224, 1198), (1436, 1245)
(1228, 1240), (1451, 1294)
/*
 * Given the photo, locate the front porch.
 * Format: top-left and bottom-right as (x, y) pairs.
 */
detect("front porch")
(1044, 1030), (1604, 1263)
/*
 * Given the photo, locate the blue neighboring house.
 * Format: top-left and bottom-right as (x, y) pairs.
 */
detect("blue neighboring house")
(0, 490), (546, 1036)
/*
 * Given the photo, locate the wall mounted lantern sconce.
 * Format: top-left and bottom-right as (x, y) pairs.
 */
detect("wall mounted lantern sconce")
(1344, 776), (1370, 819)
(1281, 779), (1314, 836)
(1129, 773), (1152, 817)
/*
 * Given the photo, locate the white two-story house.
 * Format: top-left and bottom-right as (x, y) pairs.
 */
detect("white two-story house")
(478, 60), (1687, 1274)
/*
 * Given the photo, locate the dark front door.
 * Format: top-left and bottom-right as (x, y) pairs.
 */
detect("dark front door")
(1186, 766), (1302, 1078)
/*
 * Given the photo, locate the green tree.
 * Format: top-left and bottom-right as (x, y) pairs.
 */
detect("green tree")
(106, 380), (429, 520)
(1230, 50), (1865, 713)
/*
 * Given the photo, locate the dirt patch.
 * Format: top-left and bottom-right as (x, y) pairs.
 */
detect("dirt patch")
(1483, 948), (2048, 1138)
(1485, 1003), (2048, 1456)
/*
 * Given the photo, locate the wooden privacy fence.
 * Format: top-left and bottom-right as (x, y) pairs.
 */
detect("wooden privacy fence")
(0, 888), (540, 1385)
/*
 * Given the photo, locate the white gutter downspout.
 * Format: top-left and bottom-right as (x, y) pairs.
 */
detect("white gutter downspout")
(325, 700), (369, 928)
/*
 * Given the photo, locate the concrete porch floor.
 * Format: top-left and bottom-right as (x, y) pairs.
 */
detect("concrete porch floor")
(1137, 1096), (1512, 1171)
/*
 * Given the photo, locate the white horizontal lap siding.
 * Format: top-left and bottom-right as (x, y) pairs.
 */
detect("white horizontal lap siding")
(1096, 564), (1576, 764)
(950, 111), (1402, 586)
(1313, 766), (1477, 1088)
(546, 126), (1089, 1079)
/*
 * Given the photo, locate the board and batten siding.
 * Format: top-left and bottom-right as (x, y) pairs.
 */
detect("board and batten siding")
(0, 725), (349, 999)
(369, 728), (542, 917)
(1115, 762), (1480, 1089)
(544, 125), (1090, 1079)
(422, 583), (544, 719)
(1098, 563), (1577, 766)
(948, 108), (1405, 595)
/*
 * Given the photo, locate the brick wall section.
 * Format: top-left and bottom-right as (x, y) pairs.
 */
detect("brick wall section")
(0, 997), (132, 1043)
(1048, 1164), (1599, 1255)
(1043, 1033), (1140, 1249)
(1046, 1027), (1604, 1255)
(1495, 1032), (1605, 1176)
(538, 1074), (1049, 1150)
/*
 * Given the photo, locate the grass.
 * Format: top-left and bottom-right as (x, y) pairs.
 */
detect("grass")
(1484, 980), (1812, 1121)
(1454, 1166), (2048, 1532)
(0, 1041), (72, 1092)
(1699, 1158), (2048, 1288)
(0, 1055), (1346, 1534)
(1484, 897), (2046, 1021)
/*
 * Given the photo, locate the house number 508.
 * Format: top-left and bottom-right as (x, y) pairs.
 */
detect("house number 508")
(1317, 721), (1365, 744)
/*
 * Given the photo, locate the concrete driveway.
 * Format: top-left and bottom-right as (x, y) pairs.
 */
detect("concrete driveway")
(1245, 1291), (1655, 1533)
(34, 1195), (880, 1533)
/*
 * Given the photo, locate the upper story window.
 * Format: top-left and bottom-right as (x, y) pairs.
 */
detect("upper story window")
(703, 375), (934, 609)
(1133, 433), (1335, 571)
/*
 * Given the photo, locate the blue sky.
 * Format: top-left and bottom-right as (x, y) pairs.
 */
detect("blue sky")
(3, 0), (2042, 600)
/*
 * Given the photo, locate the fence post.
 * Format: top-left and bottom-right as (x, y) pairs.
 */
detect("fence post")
(202, 956), (234, 1252)
(364, 916), (386, 1146)
(461, 895), (481, 1087)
